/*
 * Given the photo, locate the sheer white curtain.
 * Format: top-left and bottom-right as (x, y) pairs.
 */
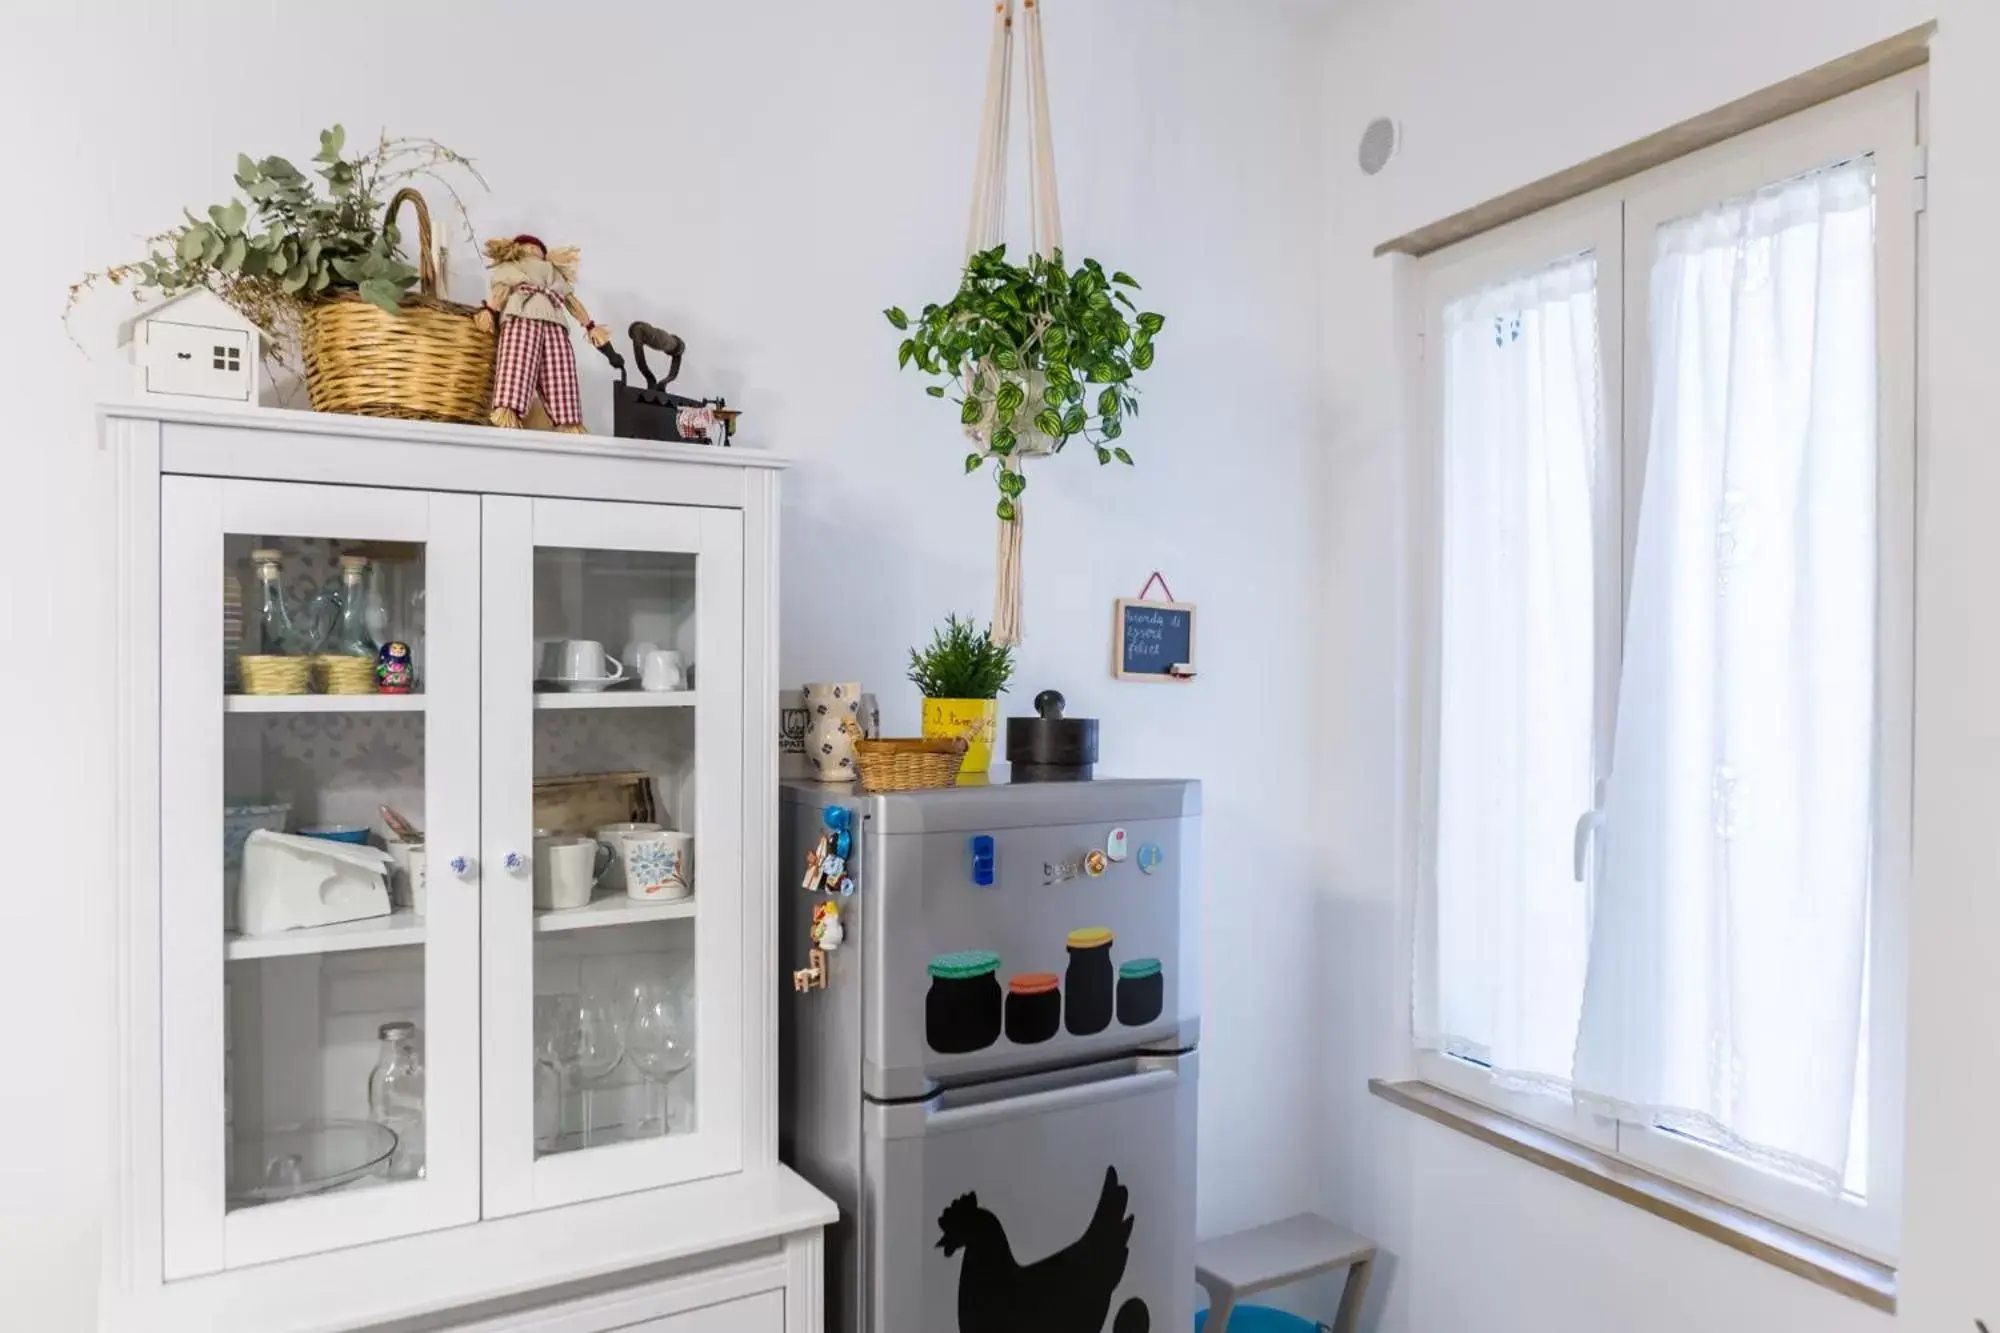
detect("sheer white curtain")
(1417, 255), (1600, 1091)
(1573, 160), (1878, 1187)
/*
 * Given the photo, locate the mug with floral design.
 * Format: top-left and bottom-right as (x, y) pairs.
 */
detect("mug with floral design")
(622, 831), (693, 902)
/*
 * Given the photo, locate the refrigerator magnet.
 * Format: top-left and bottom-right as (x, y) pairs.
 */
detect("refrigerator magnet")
(811, 900), (844, 951)
(802, 837), (829, 891)
(1136, 842), (1164, 874)
(1106, 828), (1129, 861)
(1084, 849), (1108, 877)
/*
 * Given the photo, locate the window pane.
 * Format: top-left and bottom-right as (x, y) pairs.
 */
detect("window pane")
(1430, 255), (1602, 1088)
(1574, 159), (1877, 1188)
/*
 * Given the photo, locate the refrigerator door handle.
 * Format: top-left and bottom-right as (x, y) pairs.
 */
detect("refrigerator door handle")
(923, 1060), (1181, 1135)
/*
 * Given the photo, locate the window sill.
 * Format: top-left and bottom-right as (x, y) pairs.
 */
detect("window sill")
(1368, 1078), (1897, 1313)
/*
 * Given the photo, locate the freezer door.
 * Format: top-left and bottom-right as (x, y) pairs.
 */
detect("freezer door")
(863, 796), (1200, 1099)
(861, 1051), (1196, 1333)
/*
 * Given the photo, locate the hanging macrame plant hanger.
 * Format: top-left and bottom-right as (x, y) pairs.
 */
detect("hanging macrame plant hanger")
(965, 0), (1063, 645)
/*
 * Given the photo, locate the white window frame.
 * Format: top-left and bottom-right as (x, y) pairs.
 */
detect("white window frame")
(1408, 196), (1625, 1154)
(1404, 71), (1921, 1263)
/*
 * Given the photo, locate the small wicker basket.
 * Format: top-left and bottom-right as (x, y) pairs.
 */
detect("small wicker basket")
(238, 655), (311, 696)
(314, 654), (379, 695)
(302, 187), (495, 424)
(852, 737), (969, 792)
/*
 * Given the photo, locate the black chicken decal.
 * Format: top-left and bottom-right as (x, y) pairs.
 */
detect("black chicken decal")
(936, 1165), (1150, 1333)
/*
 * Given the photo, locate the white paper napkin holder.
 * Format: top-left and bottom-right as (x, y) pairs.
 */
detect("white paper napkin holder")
(239, 830), (393, 935)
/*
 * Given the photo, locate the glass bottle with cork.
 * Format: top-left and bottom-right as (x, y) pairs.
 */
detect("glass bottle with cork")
(251, 548), (303, 656)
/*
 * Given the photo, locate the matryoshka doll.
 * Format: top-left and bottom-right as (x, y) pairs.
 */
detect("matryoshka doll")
(375, 640), (415, 694)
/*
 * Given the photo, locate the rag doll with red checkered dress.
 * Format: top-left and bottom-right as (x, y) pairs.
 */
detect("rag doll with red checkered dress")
(472, 234), (612, 432)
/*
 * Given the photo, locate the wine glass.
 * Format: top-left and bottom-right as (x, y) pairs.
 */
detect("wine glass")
(568, 990), (623, 1147)
(532, 994), (572, 1150)
(621, 979), (695, 1137)
(535, 991), (622, 1150)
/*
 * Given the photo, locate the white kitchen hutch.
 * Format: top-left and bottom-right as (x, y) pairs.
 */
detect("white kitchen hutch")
(102, 403), (832, 1332)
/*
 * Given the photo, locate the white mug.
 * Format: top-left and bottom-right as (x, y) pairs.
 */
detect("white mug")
(534, 834), (612, 911)
(548, 639), (623, 683)
(595, 822), (664, 892)
(621, 831), (694, 901)
(387, 841), (427, 915)
(641, 649), (688, 692)
(623, 640), (659, 670)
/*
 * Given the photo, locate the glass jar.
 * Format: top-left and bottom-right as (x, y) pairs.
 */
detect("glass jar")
(328, 555), (379, 658)
(250, 548), (303, 655)
(367, 1020), (426, 1181)
(1063, 927), (1115, 1036)
(925, 950), (1003, 1054)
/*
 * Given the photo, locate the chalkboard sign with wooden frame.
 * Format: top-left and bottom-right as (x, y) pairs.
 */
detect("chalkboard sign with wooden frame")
(1114, 599), (1198, 682)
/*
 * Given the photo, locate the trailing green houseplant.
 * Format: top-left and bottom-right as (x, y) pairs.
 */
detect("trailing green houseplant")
(907, 613), (1017, 775)
(885, 245), (1165, 518)
(68, 124), (483, 367)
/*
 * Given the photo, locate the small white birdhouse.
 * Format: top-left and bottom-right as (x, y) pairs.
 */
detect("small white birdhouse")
(118, 289), (268, 405)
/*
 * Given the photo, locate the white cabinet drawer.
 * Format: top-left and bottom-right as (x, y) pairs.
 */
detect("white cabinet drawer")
(444, 1253), (796, 1333)
(619, 1290), (783, 1332)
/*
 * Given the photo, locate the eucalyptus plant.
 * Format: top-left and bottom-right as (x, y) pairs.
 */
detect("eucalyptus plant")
(885, 245), (1165, 519)
(907, 614), (1017, 699)
(69, 125), (483, 365)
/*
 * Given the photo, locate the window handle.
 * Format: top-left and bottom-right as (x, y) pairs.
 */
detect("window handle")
(1573, 779), (1609, 883)
(1572, 811), (1602, 883)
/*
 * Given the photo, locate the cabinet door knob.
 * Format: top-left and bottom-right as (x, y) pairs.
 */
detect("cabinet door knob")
(504, 851), (525, 873)
(450, 855), (474, 879)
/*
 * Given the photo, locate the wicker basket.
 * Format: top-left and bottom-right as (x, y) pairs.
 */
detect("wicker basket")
(302, 187), (495, 424)
(314, 654), (379, 696)
(238, 655), (311, 696)
(853, 737), (969, 792)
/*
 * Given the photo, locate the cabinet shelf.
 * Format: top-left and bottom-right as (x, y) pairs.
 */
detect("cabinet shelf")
(225, 693), (426, 714)
(535, 893), (696, 933)
(225, 909), (426, 960)
(533, 689), (698, 711)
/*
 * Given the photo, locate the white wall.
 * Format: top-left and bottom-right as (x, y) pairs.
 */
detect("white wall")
(0, 2), (1332, 1326)
(1313, 0), (2000, 1329)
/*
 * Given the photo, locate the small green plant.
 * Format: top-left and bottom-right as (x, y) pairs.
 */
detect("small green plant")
(68, 125), (483, 367)
(907, 614), (1017, 699)
(885, 244), (1164, 519)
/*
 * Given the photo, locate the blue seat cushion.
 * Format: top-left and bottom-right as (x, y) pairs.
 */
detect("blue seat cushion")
(1194, 1305), (1320, 1333)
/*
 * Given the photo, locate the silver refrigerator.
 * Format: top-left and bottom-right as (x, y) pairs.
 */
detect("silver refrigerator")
(780, 777), (1201, 1333)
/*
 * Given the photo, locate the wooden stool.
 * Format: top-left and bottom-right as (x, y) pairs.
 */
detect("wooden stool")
(1195, 1213), (1377, 1333)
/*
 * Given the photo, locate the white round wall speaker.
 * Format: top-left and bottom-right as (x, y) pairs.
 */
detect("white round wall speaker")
(1359, 117), (1400, 176)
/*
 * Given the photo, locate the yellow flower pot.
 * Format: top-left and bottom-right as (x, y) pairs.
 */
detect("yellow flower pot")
(922, 698), (999, 775)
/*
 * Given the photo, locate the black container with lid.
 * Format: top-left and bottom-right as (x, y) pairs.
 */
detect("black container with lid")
(1005, 689), (1099, 782)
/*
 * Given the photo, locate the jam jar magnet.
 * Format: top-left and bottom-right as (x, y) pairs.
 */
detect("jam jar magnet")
(926, 950), (1003, 1054)
(1116, 957), (1165, 1026)
(1063, 927), (1115, 1035)
(1005, 972), (1061, 1044)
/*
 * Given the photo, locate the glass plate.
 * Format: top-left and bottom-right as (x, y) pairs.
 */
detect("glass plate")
(228, 1118), (397, 1204)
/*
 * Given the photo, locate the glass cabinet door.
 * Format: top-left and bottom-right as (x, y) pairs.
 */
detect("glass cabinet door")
(157, 477), (482, 1277)
(480, 496), (745, 1215)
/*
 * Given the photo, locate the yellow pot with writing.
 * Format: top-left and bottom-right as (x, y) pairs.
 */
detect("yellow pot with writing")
(922, 697), (999, 776)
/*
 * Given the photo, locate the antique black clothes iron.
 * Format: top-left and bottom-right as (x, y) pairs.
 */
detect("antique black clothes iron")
(605, 321), (737, 445)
